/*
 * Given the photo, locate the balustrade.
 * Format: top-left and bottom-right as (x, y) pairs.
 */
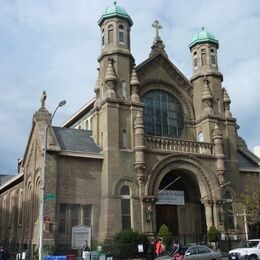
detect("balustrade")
(144, 136), (214, 155)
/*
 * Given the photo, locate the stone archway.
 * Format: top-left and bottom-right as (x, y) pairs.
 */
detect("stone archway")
(155, 169), (207, 243)
(146, 154), (221, 243)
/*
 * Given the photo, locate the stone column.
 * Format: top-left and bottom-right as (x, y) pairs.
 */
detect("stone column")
(202, 200), (214, 229)
(222, 87), (232, 118)
(212, 124), (225, 185)
(134, 112), (146, 232)
(130, 66), (140, 102)
(213, 200), (224, 231)
(104, 58), (117, 98)
(202, 76), (214, 116)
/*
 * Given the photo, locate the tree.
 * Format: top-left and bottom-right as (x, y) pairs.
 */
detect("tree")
(234, 190), (260, 238)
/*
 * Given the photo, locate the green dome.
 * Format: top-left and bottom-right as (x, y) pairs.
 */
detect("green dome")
(189, 27), (219, 49)
(98, 2), (133, 26)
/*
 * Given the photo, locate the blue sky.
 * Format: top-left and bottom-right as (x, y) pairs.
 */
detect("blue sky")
(0, 0), (259, 175)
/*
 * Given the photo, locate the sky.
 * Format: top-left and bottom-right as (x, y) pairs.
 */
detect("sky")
(0, 0), (259, 175)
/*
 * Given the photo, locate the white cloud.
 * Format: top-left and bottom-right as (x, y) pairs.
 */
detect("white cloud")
(0, 0), (259, 174)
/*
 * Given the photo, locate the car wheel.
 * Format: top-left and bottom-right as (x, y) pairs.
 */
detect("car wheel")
(248, 255), (258, 260)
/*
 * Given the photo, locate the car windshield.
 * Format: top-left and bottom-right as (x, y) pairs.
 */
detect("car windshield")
(241, 240), (260, 248)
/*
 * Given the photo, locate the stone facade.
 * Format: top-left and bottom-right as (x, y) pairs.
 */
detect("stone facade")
(0, 2), (259, 257)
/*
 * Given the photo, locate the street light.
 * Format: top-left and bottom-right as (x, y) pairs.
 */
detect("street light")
(39, 99), (66, 260)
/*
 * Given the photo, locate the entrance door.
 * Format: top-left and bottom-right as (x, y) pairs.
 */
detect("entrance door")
(156, 205), (178, 235)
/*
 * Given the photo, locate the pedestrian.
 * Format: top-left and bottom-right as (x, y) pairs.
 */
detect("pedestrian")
(172, 240), (184, 260)
(155, 238), (163, 258)
(147, 239), (155, 260)
(82, 240), (91, 260)
(0, 246), (7, 260)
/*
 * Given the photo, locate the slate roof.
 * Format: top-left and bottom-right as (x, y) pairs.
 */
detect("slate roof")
(238, 150), (259, 168)
(53, 127), (101, 154)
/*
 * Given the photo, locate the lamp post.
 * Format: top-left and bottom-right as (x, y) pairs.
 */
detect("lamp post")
(39, 100), (66, 260)
(236, 206), (249, 241)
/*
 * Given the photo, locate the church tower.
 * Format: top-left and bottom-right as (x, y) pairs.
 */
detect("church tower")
(92, 2), (138, 149)
(189, 28), (239, 187)
(189, 27), (224, 142)
(97, 2), (134, 100)
(92, 3), (144, 240)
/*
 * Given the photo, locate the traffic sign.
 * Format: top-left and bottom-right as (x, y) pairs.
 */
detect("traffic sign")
(45, 194), (56, 200)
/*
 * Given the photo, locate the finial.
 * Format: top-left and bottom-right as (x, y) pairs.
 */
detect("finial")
(114, 1), (117, 5)
(152, 20), (162, 39)
(203, 75), (209, 85)
(201, 26), (205, 30)
(40, 91), (47, 109)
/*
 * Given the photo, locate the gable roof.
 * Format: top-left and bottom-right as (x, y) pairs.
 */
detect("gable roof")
(53, 127), (101, 154)
(237, 142), (260, 170)
(61, 98), (95, 128)
(136, 52), (193, 99)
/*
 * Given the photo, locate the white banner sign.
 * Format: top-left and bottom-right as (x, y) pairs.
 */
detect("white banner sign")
(156, 190), (185, 205)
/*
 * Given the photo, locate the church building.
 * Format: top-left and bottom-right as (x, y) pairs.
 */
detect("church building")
(1, 2), (259, 255)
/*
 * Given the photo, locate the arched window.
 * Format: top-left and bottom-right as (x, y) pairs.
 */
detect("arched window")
(211, 49), (216, 66)
(201, 49), (207, 65)
(142, 90), (184, 138)
(85, 120), (89, 130)
(100, 132), (103, 148)
(25, 182), (32, 225)
(119, 25), (125, 44)
(121, 80), (126, 98)
(198, 132), (204, 142)
(122, 129), (127, 148)
(193, 51), (198, 69)
(108, 25), (114, 44)
(127, 29), (130, 48)
(120, 185), (131, 230)
(102, 29), (105, 47)
(18, 188), (23, 227)
(224, 191), (235, 230)
(216, 98), (221, 113)
(35, 177), (41, 222)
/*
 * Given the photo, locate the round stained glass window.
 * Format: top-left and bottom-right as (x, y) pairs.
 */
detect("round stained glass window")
(142, 90), (184, 138)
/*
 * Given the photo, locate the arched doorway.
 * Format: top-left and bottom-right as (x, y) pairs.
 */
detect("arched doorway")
(155, 170), (207, 244)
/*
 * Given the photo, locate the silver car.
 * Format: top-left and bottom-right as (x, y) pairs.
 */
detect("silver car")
(157, 245), (222, 260)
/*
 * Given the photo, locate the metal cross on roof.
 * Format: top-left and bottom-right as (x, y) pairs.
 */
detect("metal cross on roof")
(152, 20), (162, 39)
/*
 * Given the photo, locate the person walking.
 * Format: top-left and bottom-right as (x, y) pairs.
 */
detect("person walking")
(82, 240), (91, 260)
(147, 239), (155, 260)
(155, 238), (163, 258)
(0, 247), (8, 260)
(172, 240), (184, 260)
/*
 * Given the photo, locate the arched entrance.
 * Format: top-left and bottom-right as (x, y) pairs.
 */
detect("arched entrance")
(155, 169), (207, 243)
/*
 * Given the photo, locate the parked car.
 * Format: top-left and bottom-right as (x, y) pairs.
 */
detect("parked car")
(157, 244), (222, 260)
(228, 239), (260, 260)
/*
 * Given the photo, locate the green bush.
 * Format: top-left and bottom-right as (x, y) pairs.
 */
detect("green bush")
(207, 226), (220, 242)
(157, 224), (172, 248)
(111, 229), (148, 259)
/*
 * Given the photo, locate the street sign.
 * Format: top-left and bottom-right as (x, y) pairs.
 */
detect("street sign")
(45, 194), (56, 200)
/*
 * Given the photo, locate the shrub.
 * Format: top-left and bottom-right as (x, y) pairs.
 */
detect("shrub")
(112, 229), (148, 259)
(207, 226), (220, 242)
(157, 224), (172, 248)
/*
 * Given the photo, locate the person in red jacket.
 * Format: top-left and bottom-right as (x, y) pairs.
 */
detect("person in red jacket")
(155, 238), (163, 258)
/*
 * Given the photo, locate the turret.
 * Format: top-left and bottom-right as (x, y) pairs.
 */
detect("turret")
(189, 27), (220, 76)
(97, 2), (134, 101)
(189, 27), (224, 120)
